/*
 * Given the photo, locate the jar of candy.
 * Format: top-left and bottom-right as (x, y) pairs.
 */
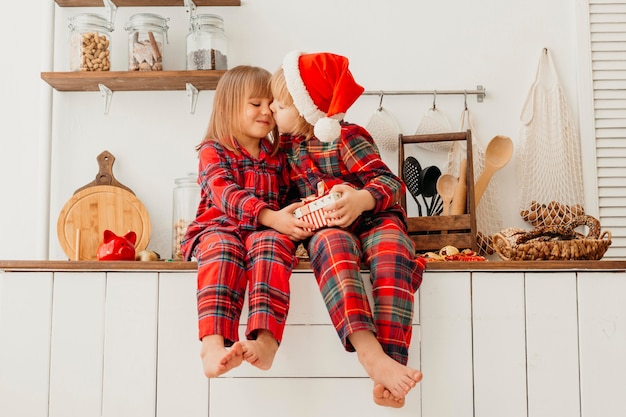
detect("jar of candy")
(172, 174), (200, 260)
(186, 14), (228, 70)
(68, 13), (113, 72)
(124, 13), (170, 71)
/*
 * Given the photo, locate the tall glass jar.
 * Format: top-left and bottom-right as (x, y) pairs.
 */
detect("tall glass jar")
(124, 13), (170, 71)
(186, 14), (228, 70)
(172, 174), (201, 260)
(68, 13), (113, 72)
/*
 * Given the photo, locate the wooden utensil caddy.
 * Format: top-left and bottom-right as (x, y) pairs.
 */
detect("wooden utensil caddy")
(398, 130), (478, 253)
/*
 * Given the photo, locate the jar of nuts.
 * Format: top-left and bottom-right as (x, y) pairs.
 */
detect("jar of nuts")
(186, 14), (228, 70)
(172, 174), (201, 260)
(124, 13), (170, 71)
(68, 13), (114, 72)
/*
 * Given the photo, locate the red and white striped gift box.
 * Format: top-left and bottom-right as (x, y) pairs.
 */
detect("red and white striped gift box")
(293, 192), (342, 231)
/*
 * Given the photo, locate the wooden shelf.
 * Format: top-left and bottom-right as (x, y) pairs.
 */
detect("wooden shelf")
(55, 0), (240, 6)
(2, 259), (626, 272)
(41, 70), (226, 91)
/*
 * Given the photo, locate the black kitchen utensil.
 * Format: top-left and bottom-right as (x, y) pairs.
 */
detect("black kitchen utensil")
(420, 165), (442, 215)
(403, 156), (424, 216)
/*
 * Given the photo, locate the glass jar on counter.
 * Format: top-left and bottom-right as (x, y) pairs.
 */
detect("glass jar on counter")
(186, 14), (228, 70)
(124, 13), (170, 71)
(172, 174), (201, 260)
(68, 13), (114, 72)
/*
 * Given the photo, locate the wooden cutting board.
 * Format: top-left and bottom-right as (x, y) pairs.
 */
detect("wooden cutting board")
(57, 151), (151, 260)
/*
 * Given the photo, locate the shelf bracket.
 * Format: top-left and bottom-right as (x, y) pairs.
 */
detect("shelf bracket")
(184, 0), (198, 23)
(103, 0), (118, 24)
(476, 85), (485, 103)
(99, 84), (113, 115)
(186, 83), (199, 115)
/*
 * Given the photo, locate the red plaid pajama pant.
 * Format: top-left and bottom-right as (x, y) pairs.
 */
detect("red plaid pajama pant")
(193, 228), (296, 345)
(307, 212), (425, 365)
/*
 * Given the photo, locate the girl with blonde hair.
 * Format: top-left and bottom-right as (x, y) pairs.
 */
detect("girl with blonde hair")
(182, 65), (314, 378)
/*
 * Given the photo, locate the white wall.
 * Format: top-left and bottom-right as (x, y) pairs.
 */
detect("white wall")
(0, 0), (582, 260)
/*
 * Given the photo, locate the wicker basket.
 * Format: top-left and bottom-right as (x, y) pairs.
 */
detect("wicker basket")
(493, 217), (612, 261)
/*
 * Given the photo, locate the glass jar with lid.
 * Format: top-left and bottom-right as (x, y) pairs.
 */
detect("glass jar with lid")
(186, 14), (228, 70)
(172, 174), (201, 260)
(68, 13), (114, 72)
(124, 13), (170, 71)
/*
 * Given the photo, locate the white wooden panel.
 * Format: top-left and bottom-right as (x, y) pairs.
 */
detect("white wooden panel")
(245, 271), (419, 325)
(525, 272), (580, 417)
(420, 271), (473, 417)
(578, 271), (626, 417)
(227, 324), (367, 377)
(227, 324), (420, 379)
(210, 377), (420, 417)
(157, 272), (208, 417)
(49, 272), (106, 417)
(0, 272), (53, 417)
(269, 270), (332, 325)
(589, 1), (626, 257)
(209, 266), (422, 378)
(472, 272), (527, 417)
(101, 273), (158, 417)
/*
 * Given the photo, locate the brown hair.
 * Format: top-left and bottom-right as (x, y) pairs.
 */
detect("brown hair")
(199, 65), (280, 155)
(270, 67), (315, 139)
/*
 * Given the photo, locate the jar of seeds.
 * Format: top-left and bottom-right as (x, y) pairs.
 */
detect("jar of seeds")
(124, 13), (170, 71)
(68, 13), (113, 72)
(186, 14), (228, 70)
(172, 174), (200, 260)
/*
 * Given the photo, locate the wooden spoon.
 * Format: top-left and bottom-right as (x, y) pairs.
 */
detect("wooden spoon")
(436, 174), (458, 216)
(474, 135), (513, 204)
(450, 158), (468, 215)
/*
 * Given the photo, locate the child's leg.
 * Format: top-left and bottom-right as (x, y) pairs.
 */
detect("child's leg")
(240, 230), (296, 370)
(195, 231), (248, 377)
(308, 219), (424, 407)
(358, 213), (425, 404)
(359, 213), (424, 364)
(308, 228), (376, 345)
(348, 330), (422, 407)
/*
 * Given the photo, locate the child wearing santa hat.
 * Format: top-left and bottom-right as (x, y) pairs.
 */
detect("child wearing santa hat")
(270, 51), (425, 408)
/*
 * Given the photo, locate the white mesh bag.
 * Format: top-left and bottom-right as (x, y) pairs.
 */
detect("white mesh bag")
(365, 106), (400, 152)
(414, 106), (453, 152)
(517, 49), (585, 227)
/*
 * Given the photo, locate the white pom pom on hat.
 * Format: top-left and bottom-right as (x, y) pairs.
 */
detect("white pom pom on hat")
(282, 50), (365, 142)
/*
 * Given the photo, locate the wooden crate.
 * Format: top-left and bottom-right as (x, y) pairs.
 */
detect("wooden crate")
(398, 130), (477, 253)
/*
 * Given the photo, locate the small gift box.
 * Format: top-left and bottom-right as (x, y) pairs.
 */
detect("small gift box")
(293, 191), (342, 231)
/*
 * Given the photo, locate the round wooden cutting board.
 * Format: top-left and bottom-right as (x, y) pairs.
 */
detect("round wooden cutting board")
(56, 151), (151, 260)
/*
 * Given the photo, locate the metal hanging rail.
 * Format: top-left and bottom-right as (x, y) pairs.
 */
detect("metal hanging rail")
(362, 85), (486, 103)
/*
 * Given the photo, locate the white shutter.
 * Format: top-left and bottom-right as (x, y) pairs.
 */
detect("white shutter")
(589, 0), (626, 258)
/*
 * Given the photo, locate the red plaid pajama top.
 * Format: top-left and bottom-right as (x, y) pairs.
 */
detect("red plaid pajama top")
(181, 139), (296, 344)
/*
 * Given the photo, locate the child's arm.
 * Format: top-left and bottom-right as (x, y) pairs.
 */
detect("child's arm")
(199, 142), (278, 228)
(258, 202), (315, 241)
(323, 184), (375, 229)
(340, 127), (405, 213)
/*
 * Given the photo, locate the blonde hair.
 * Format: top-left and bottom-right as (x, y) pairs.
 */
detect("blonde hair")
(270, 67), (315, 139)
(199, 65), (280, 155)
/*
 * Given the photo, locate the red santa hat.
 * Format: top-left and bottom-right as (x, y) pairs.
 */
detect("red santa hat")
(282, 51), (365, 142)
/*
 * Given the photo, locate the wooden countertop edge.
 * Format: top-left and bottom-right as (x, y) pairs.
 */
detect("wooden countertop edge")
(1, 259), (625, 272)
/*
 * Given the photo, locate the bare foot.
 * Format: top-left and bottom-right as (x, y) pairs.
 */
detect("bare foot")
(373, 383), (405, 408)
(200, 336), (244, 378)
(364, 352), (422, 399)
(240, 330), (279, 370)
(349, 330), (423, 400)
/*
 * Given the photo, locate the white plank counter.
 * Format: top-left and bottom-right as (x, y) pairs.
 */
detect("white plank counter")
(1, 260), (625, 417)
